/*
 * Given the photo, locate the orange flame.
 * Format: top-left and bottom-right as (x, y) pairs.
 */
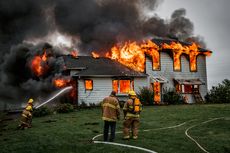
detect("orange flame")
(85, 80), (93, 90)
(162, 42), (190, 71)
(53, 77), (77, 101)
(162, 41), (212, 71)
(31, 51), (49, 77)
(105, 40), (211, 72)
(53, 78), (70, 88)
(189, 43), (200, 71)
(106, 41), (146, 72)
(91, 51), (100, 58)
(112, 80), (118, 93)
(153, 82), (161, 104)
(71, 51), (78, 58)
(141, 40), (160, 70)
(119, 80), (131, 93)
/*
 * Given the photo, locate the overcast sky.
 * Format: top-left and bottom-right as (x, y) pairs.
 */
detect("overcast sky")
(155, 0), (230, 89)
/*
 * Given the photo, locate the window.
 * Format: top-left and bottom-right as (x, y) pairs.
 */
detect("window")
(112, 79), (134, 94)
(189, 54), (198, 72)
(112, 80), (118, 93)
(184, 85), (193, 93)
(152, 51), (160, 70)
(85, 80), (93, 90)
(173, 52), (181, 71)
(181, 85), (193, 93)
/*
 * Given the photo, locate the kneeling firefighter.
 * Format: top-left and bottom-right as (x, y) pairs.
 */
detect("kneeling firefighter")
(123, 90), (142, 140)
(18, 98), (34, 129)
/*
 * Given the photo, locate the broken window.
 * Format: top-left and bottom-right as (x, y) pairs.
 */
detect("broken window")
(189, 54), (197, 72)
(85, 80), (93, 90)
(173, 52), (181, 71)
(149, 50), (160, 70)
(112, 80), (118, 93)
(112, 79), (134, 94)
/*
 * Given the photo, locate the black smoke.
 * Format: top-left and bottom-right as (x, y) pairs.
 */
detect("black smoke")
(0, 0), (206, 104)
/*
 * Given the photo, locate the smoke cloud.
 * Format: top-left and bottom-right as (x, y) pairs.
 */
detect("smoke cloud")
(0, 0), (206, 105)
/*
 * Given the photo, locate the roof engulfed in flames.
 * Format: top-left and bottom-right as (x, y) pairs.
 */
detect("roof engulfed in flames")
(105, 39), (211, 72)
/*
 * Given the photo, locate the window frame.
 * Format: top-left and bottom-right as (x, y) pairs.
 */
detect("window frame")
(151, 52), (161, 71)
(173, 52), (182, 72)
(84, 79), (93, 91)
(189, 54), (199, 72)
(112, 79), (134, 94)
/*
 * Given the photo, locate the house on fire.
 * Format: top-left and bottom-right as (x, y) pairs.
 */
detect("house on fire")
(62, 38), (212, 105)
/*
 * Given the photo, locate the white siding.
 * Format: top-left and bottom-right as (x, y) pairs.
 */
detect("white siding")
(134, 78), (148, 92)
(78, 78), (112, 105)
(146, 52), (208, 103)
(77, 77), (148, 105)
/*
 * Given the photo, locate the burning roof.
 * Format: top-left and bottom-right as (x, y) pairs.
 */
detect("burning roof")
(104, 38), (212, 73)
(152, 38), (212, 53)
(62, 56), (147, 77)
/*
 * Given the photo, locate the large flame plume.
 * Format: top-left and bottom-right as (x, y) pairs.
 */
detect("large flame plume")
(53, 77), (77, 101)
(30, 50), (49, 77)
(105, 40), (211, 72)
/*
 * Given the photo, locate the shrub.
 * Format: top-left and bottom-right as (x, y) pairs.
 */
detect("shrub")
(79, 101), (88, 108)
(56, 103), (74, 113)
(162, 88), (184, 105)
(137, 87), (154, 105)
(205, 79), (230, 103)
(89, 103), (99, 108)
(33, 106), (52, 117)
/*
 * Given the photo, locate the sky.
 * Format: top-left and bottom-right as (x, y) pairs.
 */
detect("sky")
(155, 0), (230, 89)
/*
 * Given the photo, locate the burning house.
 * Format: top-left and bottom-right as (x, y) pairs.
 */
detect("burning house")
(0, 0), (214, 109)
(60, 38), (211, 105)
(61, 56), (147, 105)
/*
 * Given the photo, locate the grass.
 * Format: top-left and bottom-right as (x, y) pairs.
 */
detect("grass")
(0, 104), (230, 153)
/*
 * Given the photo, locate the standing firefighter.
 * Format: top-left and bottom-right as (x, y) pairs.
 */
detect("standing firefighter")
(123, 90), (142, 140)
(18, 98), (34, 129)
(101, 91), (120, 142)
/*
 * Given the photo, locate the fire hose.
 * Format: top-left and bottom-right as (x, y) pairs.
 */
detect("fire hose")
(35, 86), (73, 109)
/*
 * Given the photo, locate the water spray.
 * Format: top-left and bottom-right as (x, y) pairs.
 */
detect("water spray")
(35, 86), (73, 109)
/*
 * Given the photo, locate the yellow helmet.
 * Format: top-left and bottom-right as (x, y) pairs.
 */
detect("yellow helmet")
(26, 105), (33, 111)
(128, 90), (136, 96)
(28, 98), (34, 104)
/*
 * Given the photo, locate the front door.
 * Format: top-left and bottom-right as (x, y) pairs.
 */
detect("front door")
(153, 82), (161, 104)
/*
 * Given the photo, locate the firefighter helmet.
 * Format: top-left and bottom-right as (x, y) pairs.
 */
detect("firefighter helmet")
(128, 90), (136, 96)
(28, 98), (34, 104)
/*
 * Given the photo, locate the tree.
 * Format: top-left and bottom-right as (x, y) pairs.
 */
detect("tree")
(205, 79), (230, 103)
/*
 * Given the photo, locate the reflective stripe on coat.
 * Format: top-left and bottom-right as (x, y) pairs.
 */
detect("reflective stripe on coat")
(101, 95), (120, 122)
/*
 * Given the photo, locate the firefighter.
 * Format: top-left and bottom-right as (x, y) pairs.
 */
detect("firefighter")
(101, 91), (120, 142)
(18, 98), (34, 130)
(123, 90), (142, 140)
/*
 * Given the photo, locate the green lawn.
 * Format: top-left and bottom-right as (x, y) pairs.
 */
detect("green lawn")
(1, 104), (230, 153)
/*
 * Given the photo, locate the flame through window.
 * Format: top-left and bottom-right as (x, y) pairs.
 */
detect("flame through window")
(112, 80), (134, 94)
(153, 82), (161, 103)
(85, 80), (93, 90)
